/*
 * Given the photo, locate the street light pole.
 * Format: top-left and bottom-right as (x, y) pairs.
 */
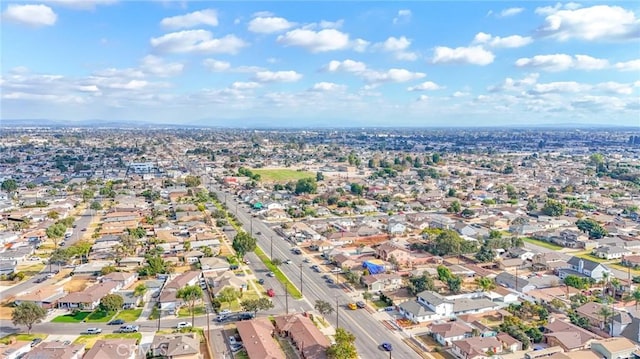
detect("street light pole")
(270, 236), (273, 260)
(335, 297), (339, 329)
(285, 282), (289, 315)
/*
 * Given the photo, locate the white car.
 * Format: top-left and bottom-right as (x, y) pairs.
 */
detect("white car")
(176, 322), (192, 329)
(84, 328), (102, 335)
(219, 309), (231, 315)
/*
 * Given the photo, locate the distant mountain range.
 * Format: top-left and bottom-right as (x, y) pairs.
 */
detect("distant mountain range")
(1, 118), (637, 130)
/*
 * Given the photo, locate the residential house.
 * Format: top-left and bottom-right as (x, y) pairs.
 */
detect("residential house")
(101, 271), (138, 289)
(590, 337), (637, 359)
(398, 291), (500, 323)
(495, 272), (536, 293)
(429, 321), (473, 346)
(558, 257), (609, 281)
(57, 281), (120, 310)
(360, 273), (403, 292)
(543, 318), (601, 351)
(209, 270), (247, 297)
(84, 339), (138, 359)
(23, 342), (85, 359)
(496, 333), (523, 353)
(159, 271), (201, 311)
(274, 313), (330, 359)
(507, 247), (536, 261)
(0, 339), (31, 359)
(236, 317), (286, 359)
(451, 336), (503, 359)
(150, 333), (202, 359)
(375, 241), (411, 267)
(576, 302), (611, 329)
(14, 285), (66, 309)
(592, 246), (631, 260)
(532, 252), (567, 271)
(0, 260), (17, 275)
(199, 257), (231, 273)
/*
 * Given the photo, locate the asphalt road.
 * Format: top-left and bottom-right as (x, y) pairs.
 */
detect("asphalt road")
(212, 185), (417, 359)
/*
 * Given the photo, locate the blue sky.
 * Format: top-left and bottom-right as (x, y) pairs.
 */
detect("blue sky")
(1, 1), (639, 127)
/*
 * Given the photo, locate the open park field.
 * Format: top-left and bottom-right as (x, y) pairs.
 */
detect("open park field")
(250, 168), (314, 182)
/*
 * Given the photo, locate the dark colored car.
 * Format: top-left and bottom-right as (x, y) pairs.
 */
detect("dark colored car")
(356, 301), (366, 309)
(238, 312), (255, 320)
(381, 342), (393, 351)
(257, 278), (265, 285)
(108, 319), (125, 325)
(30, 338), (42, 347)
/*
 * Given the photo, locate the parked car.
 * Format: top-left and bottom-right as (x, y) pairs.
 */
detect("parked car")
(84, 328), (102, 335)
(175, 322), (192, 329)
(228, 336), (239, 345)
(331, 267), (342, 273)
(108, 319), (125, 325)
(219, 309), (232, 315)
(348, 303), (357, 310)
(34, 276), (46, 283)
(117, 325), (139, 333)
(326, 278), (335, 284)
(30, 338), (42, 347)
(303, 258), (310, 263)
(238, 312), (255, 320)
(216, 315), (229, 323)
(230, 343), (243, 352)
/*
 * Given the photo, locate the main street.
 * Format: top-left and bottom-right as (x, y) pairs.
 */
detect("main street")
(211, 184), (418, 359)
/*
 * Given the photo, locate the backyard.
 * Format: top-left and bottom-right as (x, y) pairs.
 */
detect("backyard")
(522, 237), (563, 251)
(52, 311), (91, 323)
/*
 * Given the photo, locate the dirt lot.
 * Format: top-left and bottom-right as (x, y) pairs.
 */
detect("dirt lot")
(64, 278), (94, 292)
(0, 301), (14, 320)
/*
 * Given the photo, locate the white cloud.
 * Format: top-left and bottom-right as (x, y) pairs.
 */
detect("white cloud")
(536, 5), (640, 41)
(488, 73), (540, 92)
(253, 70), (303, 83)
(499, 7), (524, 17)
(2, 4), (57, 27)
(352, 38), (370, 53)
(362, 68), (425, 83)
(151, 30), (246, 54)
(396, 52), (418, 61)
(311, 82), (346, 92)
(277, 28), (355, 52)
(252, 11), (274, 18)
(393, 9), (412, 24)
(140, 55), (183, 77)
(452, 91), (469, 97)
(160, 9), (218, 29)
(40, 0), (116, 10)
(374, 36), (417, 61)
(530, 81), (590, 94)
(472, 32), (532, 48)
(231, 82), (261, 90)
(248, 16), (295, 33)
(407, 81), (442, 91)
(596, 82), (634, 95)
(202, 59), (231, 72)
(615, 59), (640, 72)
(515, 54), (609, 71)
(417, 95), (429, 102)
(432, 46), (495, 65)
(325, 59), (368, 73)
(319, 20), (344, 29)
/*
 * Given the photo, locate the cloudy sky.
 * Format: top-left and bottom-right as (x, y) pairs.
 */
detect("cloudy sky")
(1, 1), (639, 127)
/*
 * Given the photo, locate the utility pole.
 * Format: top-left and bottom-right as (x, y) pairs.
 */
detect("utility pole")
(299, 264), (304, 296)
(157, 305), (161, 331)
(285, 282), (289, 314)
(270, 236), (274, 260)
(335, 296), (339, 329)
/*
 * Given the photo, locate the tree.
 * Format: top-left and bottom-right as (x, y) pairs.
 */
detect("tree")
(47, 210), (60, 220)
(526, 200), (538, 212)
(316, 172), (325, 181)
(446, 276), (462, 294)
(100, 265), (117, 276)
(475, 242), (497, 263)
(241, 297), (274, 317)
(475, 277), (495, 292)
(576, 218), (608, 239)
(133, 284), (147, 298)
(362, 291), (373, 303)
(184, 241), (192, 252)
(202, 246), (213, 257)
(12, 302), (46, 334)
(624, 288), (640, 310)
(90, 200), (102, 211)
(447, 200), (461, 213)
(46, 222), (67, 250)
(218, 287), (240, 310)
(564, 275), (590, 290)
(184, 175), (202, 187)
(232, 232), (257, 260)
(326, 328), (358, 359)
(294, 178), (317, 194)
(1, 179), (18, 197)
(314, 299), (334, 316)
(542, 199), (565, 217)
(100, 294), (124, 313)
(437, 265), (453, 282)
(271, 258), (282, 267)
(350, 183), (364, 196)
(408, 273), (435, 295)
(461, 208), (475, 218)
(597, 306), (613, 333)
(177, 285), (204, 327)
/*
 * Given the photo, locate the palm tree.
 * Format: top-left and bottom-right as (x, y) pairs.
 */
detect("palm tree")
(624, 288), (640, 310)
(609, 278), (621, 300)
(597, 306), (614, 333)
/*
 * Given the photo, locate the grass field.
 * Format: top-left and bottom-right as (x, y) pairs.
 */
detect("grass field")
(113, 309), (142, 322)
(52, 311), (91, 323)
(0, 333), (47, 344)
(74, 333), (142, 349)
(85, 310), (115, 322)
(250, 168), (314, 182)
(522, 237), (563, 250)
(178, 305), (206, 318)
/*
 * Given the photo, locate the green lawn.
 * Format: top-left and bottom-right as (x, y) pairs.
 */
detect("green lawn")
(113, 308), (142, 322)
(148, 307), (159, 320)
(85, 310), (115, 322)
(254, 246), (302, 299)
(372, 300), (388, 309)
(74, 333), (142, 349)
(52, 311), (91, 323)
(0, 333), (47, 344)
(178, 305), (206, 318)
(250, 168), (314, 182)
(522, 237), (563, 250)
